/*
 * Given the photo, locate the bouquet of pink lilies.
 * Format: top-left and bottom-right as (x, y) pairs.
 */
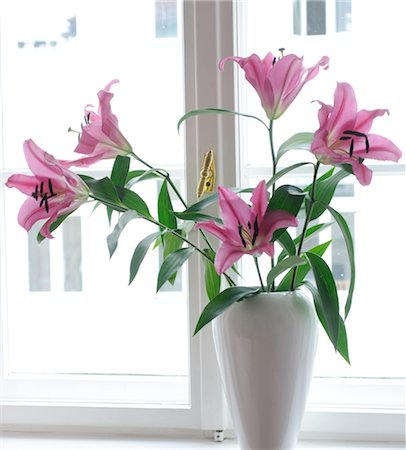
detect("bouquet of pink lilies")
(6, 50), (402, 362)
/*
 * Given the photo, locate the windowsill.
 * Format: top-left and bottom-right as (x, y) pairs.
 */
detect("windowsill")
(0, 432), (405, 450)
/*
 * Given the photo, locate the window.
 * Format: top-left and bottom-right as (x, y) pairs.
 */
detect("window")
(236, 0), (405, 434)
(1, 0), (404, 440)
(293, 0), (352, 35)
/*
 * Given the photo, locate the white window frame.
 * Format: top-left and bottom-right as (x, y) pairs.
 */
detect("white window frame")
(1, 0), (405, 442)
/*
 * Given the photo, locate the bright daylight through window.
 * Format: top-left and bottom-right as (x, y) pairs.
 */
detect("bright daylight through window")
(0, 0), (405, 439)
(0, 0), (189, 405)
(237, 0), (405, 408)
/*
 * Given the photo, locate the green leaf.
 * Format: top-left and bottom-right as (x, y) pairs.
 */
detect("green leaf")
(177, 108), (269, 133)
(276, 132), (314, 163)
(184, 187), (252, 213)
(158, 180), (177, 230)
(129, 231), (162, 285)
(268, 185), (306, 241)
(266, 256), (306, 290)
(203, 249), (221, 300)
(276, 230), (296, 258)
(194, 286), (260, 335)
(266, 162), (313, 189)
(162, 231), (185, 284)
(86, 177), (126, 211)
(107, 211), (141, 257)
(157, 247), (194, 291)
(277, 222), (333, 263)
(173, 211), (222, 224)
(37, 212), (73, 243)
(111, 155), (130, 188)
(276, 240), (332, 291)
(307, 168), (350, 220)
(126, 169), (162, 187)
(326, 205), (355, 319)
(305, 252), (340, 349)
(117, 187), (152, 218)
(304, 281), (350, 364)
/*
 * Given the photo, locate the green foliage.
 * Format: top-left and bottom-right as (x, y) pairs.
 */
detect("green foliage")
(325, 204), (355, 319)
(276, 132), (314, 163)
(203, 249), (221, 300)
(177, 107), (269, 133)
(277, 240), (332, 291)
(157, 247), (195, 292)
(265, 256), (306, 291)
(305, 252), (340, 349)
(306, 168), (350, 220)
(193, 286), (260, 335)
(129, 231), (162, 284)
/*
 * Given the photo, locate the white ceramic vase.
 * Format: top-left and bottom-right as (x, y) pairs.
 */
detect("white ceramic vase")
(212, 290), (318, 450)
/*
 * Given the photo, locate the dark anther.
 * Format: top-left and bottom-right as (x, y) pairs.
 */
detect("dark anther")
(251, 216), (259, 246)
(272, 57), (276, 65)
(238, 224), (247, 248)
(248, 221), (252, 230)
(340, 130), (370, 156)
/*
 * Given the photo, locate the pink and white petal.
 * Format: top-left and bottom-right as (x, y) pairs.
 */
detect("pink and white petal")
(250, 180), (268, 221)
(195, 220), (234, 243)
(219, 55), (244, 71)
(354, 108), (388, 134)
(5, 174), (39, 196)
(218, 186), (251, 231)
(74, 127), (101, 155)
(276, 55), (329, 117)
(23, 140), (64, 183)
(17, 197), (54, 233)
(259, 210), (298, 243)
(256, 241), (275, 258)
(214, 242), (245, 274)
(328, 83), (357, 139)
(351, 162), (373, 186)
(356, 134), (402, 161)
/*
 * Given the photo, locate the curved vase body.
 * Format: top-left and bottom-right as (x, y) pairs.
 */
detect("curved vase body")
(212, 291), (318, 450)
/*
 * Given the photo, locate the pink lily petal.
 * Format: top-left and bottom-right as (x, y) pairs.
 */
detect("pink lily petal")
(351, 162), (373, 186)
(250, 180), (268, 221)
(355, 134), (402, 161)
(73, 80), (132, 165)
(23, 140), (65, 190)
(220, 52), (328, 120)
(311, 82), (403, 184)
(354, 108), (389, 133)
(218, 186), (251, 232)
(6, 140), (89, 238)
(214, 242), (245, 275)
(195, 220), (233, 243)
(6, 174), (38, 196)
(327, 83), (357, 141)
(259, 210), (299, 244)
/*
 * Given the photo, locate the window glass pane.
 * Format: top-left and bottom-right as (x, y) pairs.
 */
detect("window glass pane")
(236, 0), (406, 383)
(1, 0), (188, 403)
(336, 0), (352, 32)
(307, 0), (326, 35)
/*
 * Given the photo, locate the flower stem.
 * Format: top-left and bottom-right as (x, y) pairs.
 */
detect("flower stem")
(254, 256), (265, 292)
(268, 120), (277, 290)
(130, 151), (219, 271)
(290, 161), (320, 291)
(268, 120), (276, 196)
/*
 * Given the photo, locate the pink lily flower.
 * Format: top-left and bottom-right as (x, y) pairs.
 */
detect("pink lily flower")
(62, 80), (132, 168)
(195, 181), (298, 274)
(311, 82), (402, 185)
(219, 51), (329, 120)
(6, 139), (89, 238)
